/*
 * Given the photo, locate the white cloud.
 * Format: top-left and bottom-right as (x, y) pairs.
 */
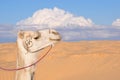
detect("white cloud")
(59, 28), (120, 41)
(16, 7), (94, 29)
(0, 8), (119, 42)
(112, 19), (120, 27)
(16, 7), (120, 41)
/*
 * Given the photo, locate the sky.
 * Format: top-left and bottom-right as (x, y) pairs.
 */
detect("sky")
(0, 0), (120, 25)
(0, 0), (120, 42)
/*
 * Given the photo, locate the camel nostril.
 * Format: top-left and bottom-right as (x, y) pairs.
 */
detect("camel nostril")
(52, 31), (59, 35)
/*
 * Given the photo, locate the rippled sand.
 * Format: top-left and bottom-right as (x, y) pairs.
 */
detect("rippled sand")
(0, 41), (120, 80)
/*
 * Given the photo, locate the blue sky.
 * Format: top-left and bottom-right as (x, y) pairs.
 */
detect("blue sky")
(0, 0), (120, 25)
(0, 0), (120, 42)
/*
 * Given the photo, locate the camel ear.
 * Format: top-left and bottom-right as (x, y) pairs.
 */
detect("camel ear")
(18, 30), (24, 39)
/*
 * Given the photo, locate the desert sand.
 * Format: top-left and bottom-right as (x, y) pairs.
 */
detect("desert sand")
(0, 41), (120, 80)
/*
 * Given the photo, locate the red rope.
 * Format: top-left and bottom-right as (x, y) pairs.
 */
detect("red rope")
(0, 45), (52, 71)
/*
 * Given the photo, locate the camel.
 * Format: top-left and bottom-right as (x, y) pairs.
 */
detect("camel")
(15, 29), (61, 80)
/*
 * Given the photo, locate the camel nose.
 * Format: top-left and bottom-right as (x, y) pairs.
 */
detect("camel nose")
(49, 29), (61, 41)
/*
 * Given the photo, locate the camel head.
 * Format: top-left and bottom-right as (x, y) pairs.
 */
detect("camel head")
(17, 29), (61, 53)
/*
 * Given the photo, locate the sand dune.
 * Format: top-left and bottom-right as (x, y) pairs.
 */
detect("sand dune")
(0, 41), (120, 80)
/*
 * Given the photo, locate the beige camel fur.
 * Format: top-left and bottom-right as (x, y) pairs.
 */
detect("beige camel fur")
(15, 29), (61, 80)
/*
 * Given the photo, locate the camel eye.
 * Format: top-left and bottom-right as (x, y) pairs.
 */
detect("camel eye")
(34, 36), (39, 40)
(34, 31), (41, 40)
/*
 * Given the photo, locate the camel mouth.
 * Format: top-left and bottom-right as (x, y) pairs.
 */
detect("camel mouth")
(49, 38), (61, 41)
(27, 42), (54, 53)
(27, 47), (45, 53)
